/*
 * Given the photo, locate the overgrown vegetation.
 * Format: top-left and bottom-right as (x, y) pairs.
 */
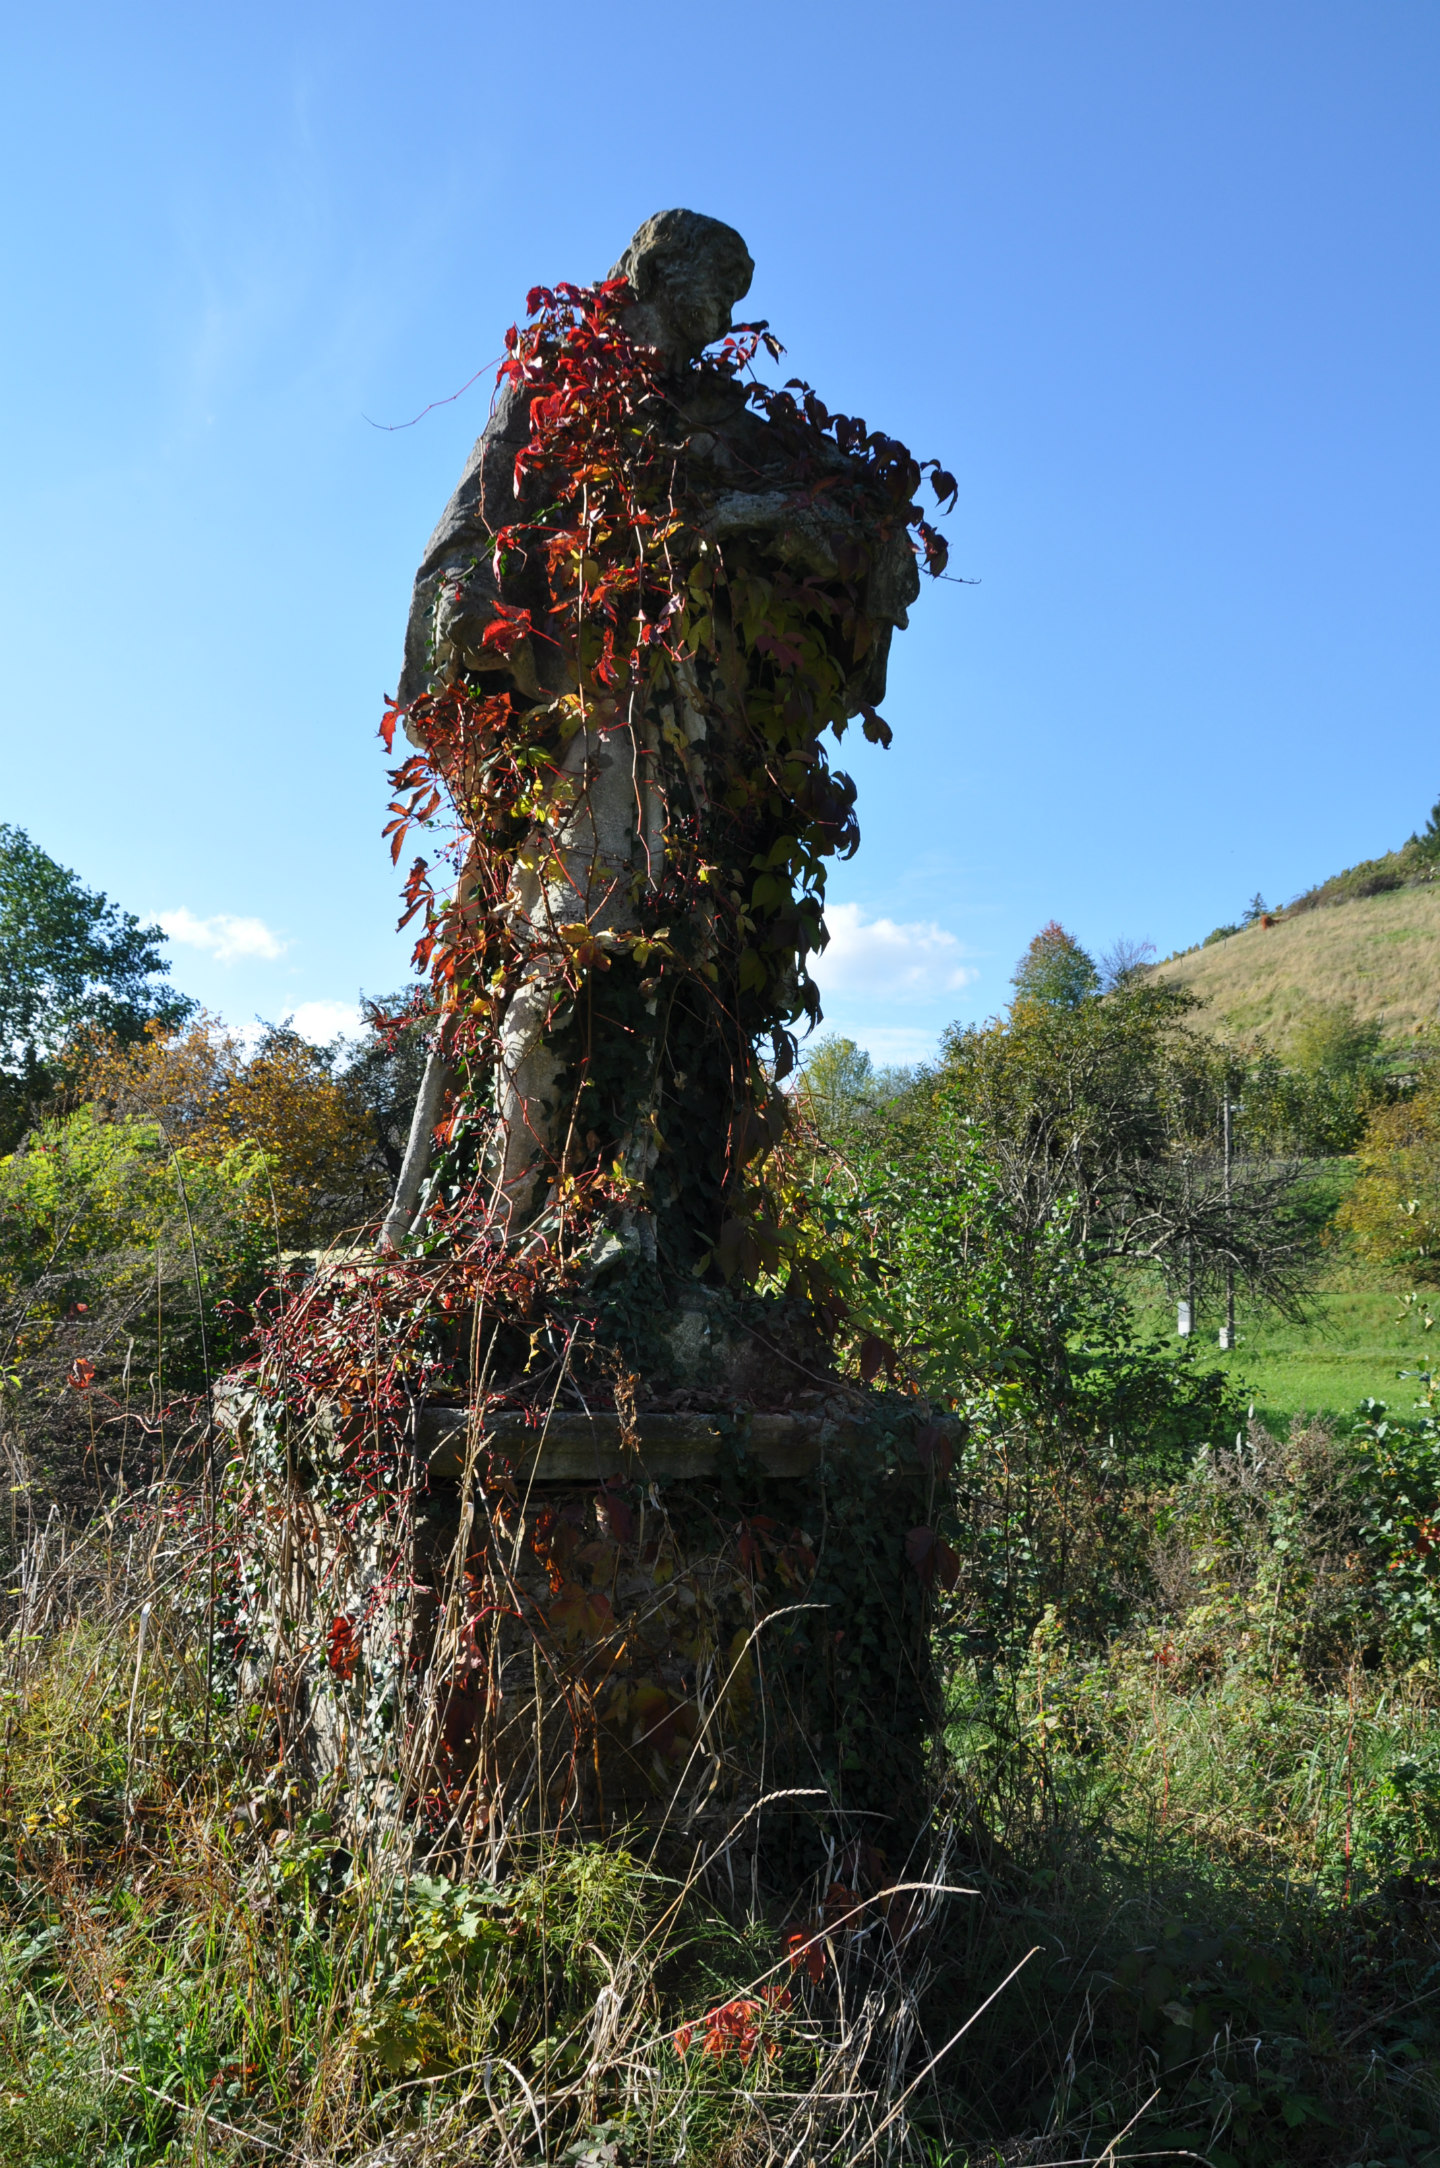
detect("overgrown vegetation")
(0, 999), (426, 1514)
(9, 886), (1440, 2159)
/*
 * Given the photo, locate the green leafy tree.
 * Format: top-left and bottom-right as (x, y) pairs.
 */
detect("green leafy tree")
(0, 1099), (271, 1505)
(336, 988), (436, 1180)
(1235, 1004), (1395, 1158)
(1010, 921), (1099, 1011)
(798, 1033), (910, 1137)
(1291, 1002), (1385, 1083)
(938, 982), (1322, 1319)
(0, 826), (192, 1147)
(797, 1046), (1242, 1645)
(1337, 1055), (1440, 1283)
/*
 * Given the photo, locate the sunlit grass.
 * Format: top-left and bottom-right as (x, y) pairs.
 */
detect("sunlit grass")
(1131, 1266), (1437, 1430)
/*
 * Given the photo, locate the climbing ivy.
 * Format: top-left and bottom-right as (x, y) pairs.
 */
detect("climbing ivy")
(383, 275), (953, 1293)
(218, 269), (955, 1850)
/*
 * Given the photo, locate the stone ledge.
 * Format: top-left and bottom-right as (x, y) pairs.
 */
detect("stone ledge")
(419, 1407), (872, 1484)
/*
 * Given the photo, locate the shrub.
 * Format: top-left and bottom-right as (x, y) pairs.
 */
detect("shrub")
(1337, 1055), (1440, 1282)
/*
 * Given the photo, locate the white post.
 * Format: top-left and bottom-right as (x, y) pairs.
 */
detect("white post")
(1218, 1083), (1235, 1350)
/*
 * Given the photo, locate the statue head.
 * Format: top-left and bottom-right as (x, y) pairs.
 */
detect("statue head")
(608, 209), (754, 364)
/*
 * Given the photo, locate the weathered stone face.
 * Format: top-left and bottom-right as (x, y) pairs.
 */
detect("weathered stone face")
(606, 208), (755, 363)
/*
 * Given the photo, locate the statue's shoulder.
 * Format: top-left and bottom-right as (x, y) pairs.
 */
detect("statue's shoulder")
(415, 380), (533, 579)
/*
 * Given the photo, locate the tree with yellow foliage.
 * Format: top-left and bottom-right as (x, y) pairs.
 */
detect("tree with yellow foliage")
(1338, 1055), (1440, 1284)
(72, 1015), (385, 1250)
(1, 1016), (393, 1497)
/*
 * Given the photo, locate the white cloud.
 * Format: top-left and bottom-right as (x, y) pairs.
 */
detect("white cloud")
(287, 1000), (362, 1046)
(810, 904), (977, 1002)
(160, 906), (288, 964)
(838, 1024), (946, 1067)
(231, 1002), (363, 1056)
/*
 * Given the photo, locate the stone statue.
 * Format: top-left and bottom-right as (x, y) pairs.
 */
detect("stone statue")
(380, 210), (922, 1297)
(226, 218), (948, 1869)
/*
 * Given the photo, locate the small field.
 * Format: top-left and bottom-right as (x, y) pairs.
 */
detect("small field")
(1213, 1282), (1436, 1430)
(1133, 1272), (1436, 1432)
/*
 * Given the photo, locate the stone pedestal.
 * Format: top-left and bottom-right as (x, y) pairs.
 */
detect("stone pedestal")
(225, 1395), (946, 1895)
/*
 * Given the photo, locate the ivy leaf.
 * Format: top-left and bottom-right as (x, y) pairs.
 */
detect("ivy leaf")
(860, 707), (893, 749)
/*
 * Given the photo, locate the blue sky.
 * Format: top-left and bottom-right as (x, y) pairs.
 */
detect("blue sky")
(4, 2), (1437, 1065)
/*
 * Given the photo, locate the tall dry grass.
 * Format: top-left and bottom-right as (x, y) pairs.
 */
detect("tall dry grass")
(0, 1444), (987, 2168)
(1152, 883), (1440, 1046)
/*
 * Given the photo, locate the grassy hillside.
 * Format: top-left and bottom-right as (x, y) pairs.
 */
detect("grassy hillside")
(1151, 879), (1440, 1047)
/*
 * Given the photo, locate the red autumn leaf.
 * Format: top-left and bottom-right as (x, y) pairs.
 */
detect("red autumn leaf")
(915, 1422), (954, 1478)
(736, 1514), (777, 1577)
(905, 1525), (960, 1592)
(917, 521), (950, 577)
(823, 1881), (860, 1925)
(327, 1615), (358, 1681)
(755, 626), (805, 670)
(596, 1487), (635, 1545)
(546, 1583), (615, 1647)
(624, 1681), (697, 1760)
(858, 1334), (894, 1383)
(786, 1926), (826, 1985)
(480, 603), (534, 658)
(774, 1535), (817, 1588)
(68, 1358), (96, 1392)
(701, 1996), (764, 2065)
